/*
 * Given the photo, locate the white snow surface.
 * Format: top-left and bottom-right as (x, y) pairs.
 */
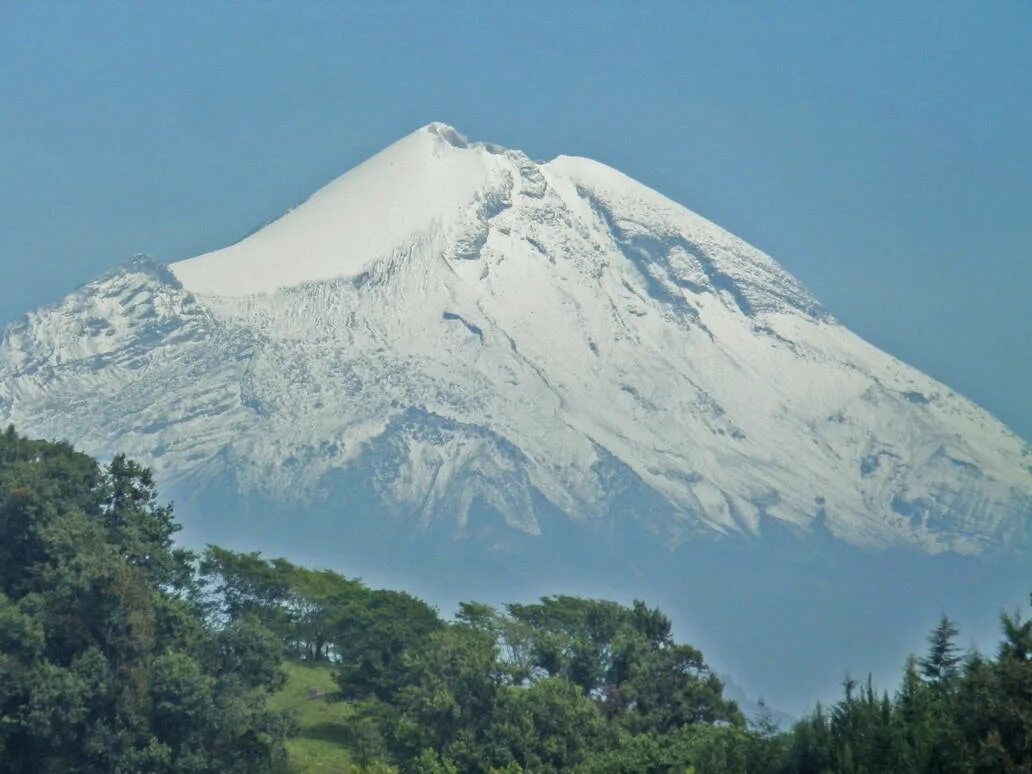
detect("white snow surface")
(171, 123), (494, 296)
(2, 123), (1030, 553)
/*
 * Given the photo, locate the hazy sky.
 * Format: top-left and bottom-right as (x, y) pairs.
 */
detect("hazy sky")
(1, 2), (1029, 439)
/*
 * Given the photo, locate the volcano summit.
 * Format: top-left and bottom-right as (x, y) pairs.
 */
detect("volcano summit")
(2, 123), (1029, 557)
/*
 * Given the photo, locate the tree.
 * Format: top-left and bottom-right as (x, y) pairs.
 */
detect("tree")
(478, 678), (611, 773)
(920, 615), (963, 686)
(0, 428), (292, 773)
(334, 587), (444, 702)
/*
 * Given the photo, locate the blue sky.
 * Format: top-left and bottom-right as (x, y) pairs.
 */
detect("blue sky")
(1, 1), (1029, 439)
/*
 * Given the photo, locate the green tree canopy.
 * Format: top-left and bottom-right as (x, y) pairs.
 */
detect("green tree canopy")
(0, 428), (291, 773)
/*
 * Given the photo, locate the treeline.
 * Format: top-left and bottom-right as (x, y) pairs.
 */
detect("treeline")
(202, 547), (755, 771)
(786, 612), (1032, 772)
(0, 427), (1029, 773)
(197, 545), (1032, 773)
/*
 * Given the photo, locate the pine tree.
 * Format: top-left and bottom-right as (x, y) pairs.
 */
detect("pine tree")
(920, 615), (962, 686)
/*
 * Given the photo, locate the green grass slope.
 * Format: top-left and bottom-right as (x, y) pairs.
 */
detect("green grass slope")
(270, 661), (388, 773)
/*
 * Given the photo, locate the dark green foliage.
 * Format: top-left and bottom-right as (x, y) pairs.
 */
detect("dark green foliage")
(200, 545), (444, 697)
(785, 600), (1032, 773)
(4, 427), (1031, 773)
(0, 428), (291, 773)
(483, 677), (612, 772)
(325, 595), (739, 772)
(333, 587), (444, 702)
(920, 615), (963, 685)
(502, 595), (742, 732)
(574, 723), (789, 773)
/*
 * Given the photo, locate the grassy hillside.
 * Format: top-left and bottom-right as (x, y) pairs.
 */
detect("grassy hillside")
(270, 661), (381, 773)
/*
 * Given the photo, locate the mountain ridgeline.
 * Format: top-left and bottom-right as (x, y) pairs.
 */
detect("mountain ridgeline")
(2, 122), (1028, 553)
(0, 123), (1029, 710)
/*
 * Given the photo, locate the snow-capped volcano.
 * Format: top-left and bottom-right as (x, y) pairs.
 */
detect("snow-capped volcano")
(2, 123), (1029, 554)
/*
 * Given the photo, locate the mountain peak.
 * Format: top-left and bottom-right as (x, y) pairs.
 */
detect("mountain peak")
(9, 124), (1028, 555)
(421, 121), (469, 148)
(169, 122), (507, 296)
(166, 123), (811, 306)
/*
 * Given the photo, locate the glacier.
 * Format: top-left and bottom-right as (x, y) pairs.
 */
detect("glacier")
(1, 122), (1030, 557)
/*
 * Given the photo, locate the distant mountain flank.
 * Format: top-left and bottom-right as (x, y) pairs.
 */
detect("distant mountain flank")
(2, 122), (1029, 555)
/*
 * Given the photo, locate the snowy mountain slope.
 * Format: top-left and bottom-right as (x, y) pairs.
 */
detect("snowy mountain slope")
(2, 123), (1029, 554)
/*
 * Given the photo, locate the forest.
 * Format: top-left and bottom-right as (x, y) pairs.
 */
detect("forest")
(0, 426), (1029, 773)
